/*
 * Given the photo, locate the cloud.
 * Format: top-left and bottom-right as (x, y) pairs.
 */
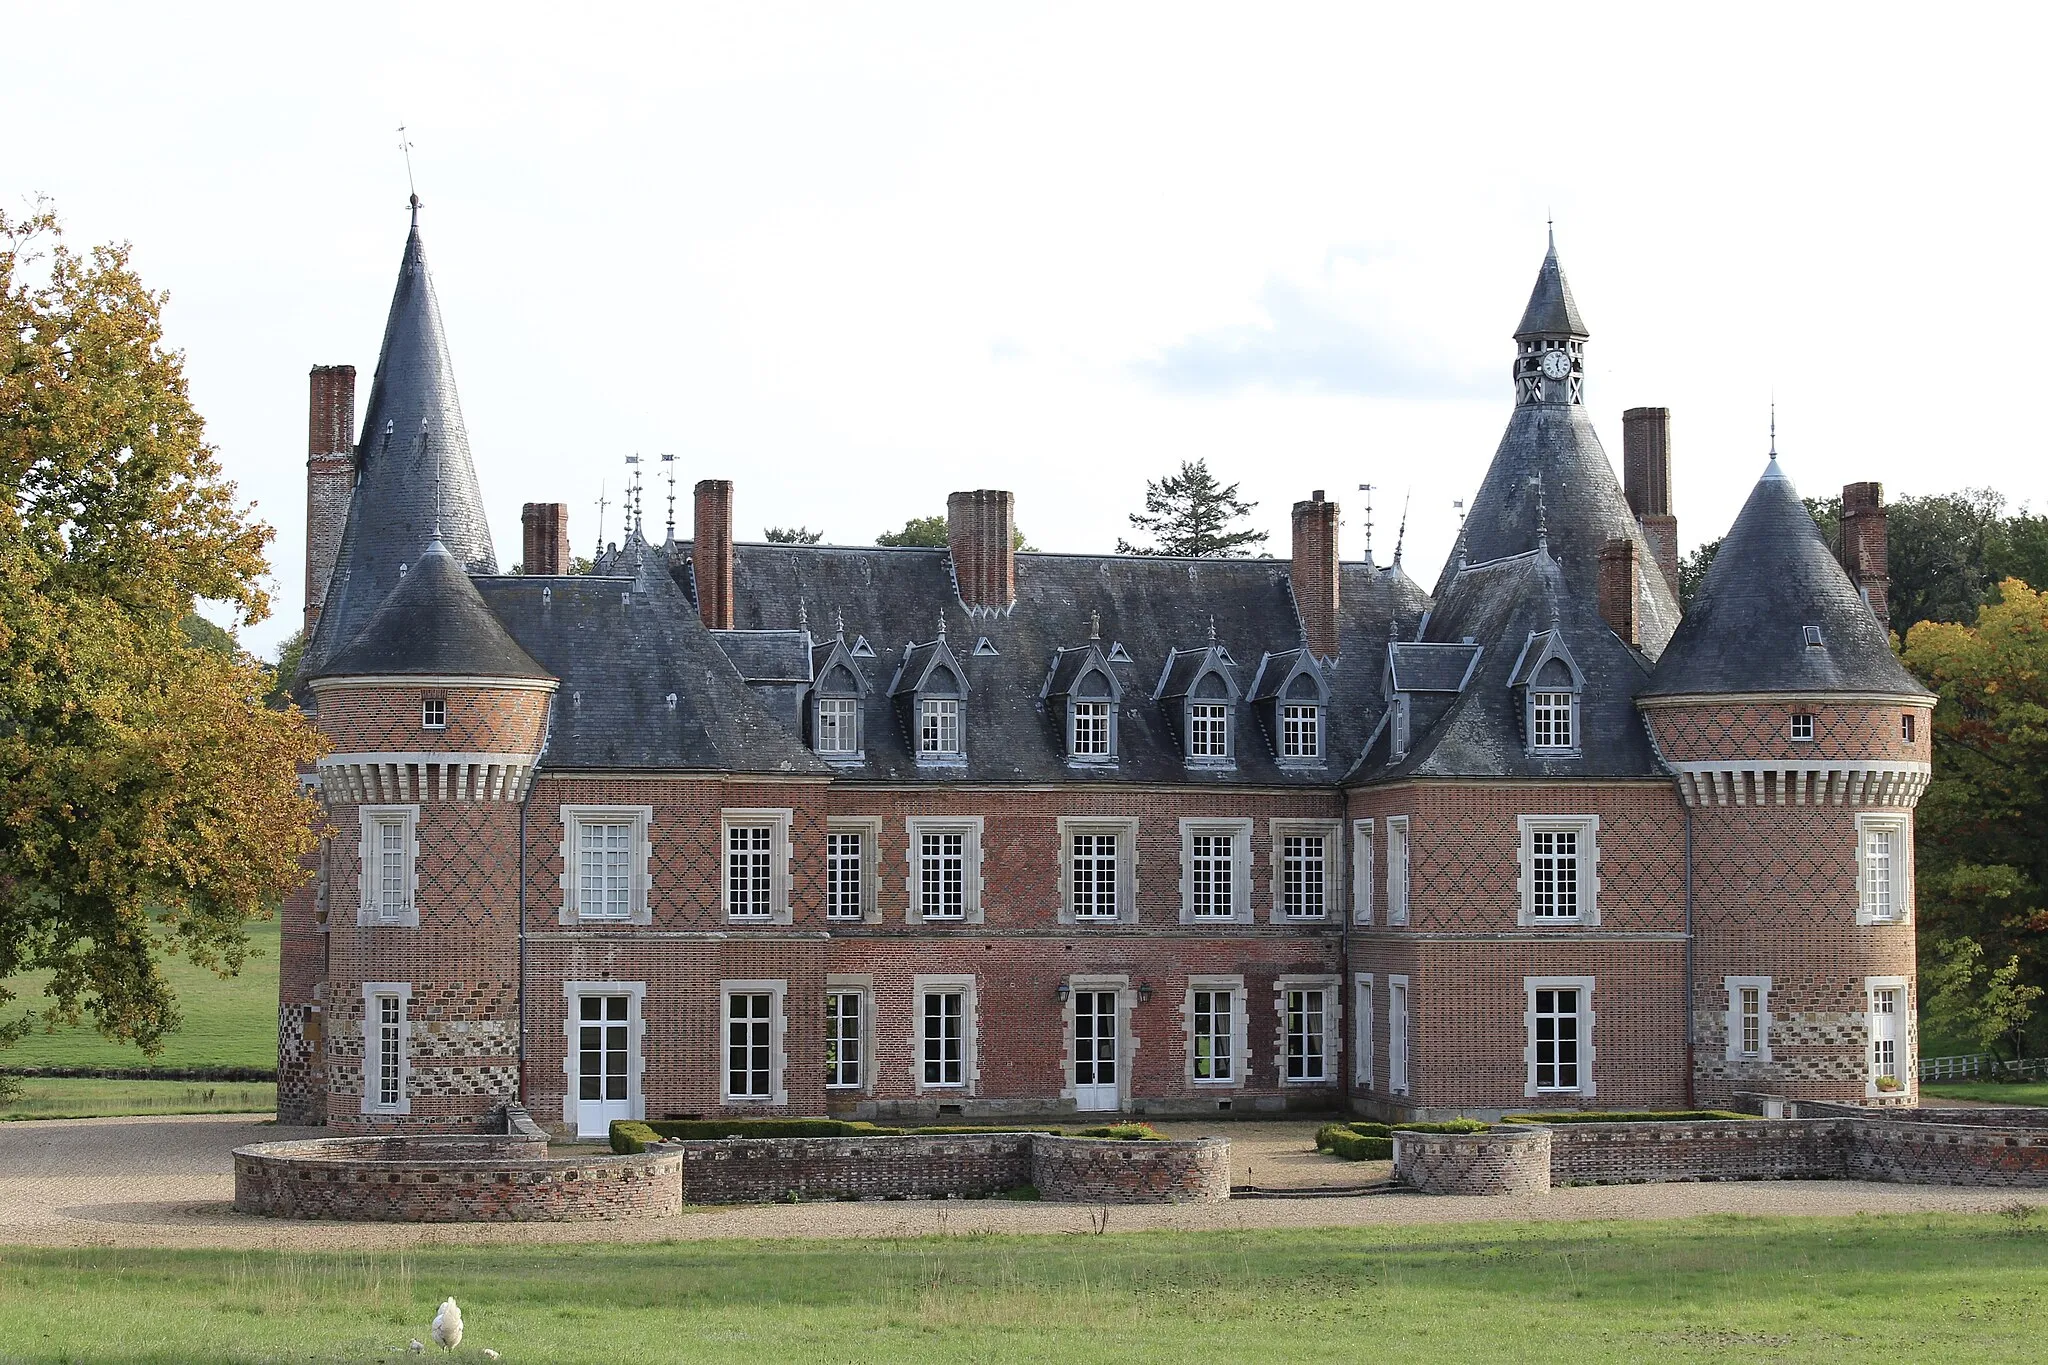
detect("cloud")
(1137, 273), (1490, 399)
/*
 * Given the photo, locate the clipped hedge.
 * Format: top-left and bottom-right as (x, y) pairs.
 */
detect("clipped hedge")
(610, 1121), (661, 1154)
(609, 1117), (1066, 1152)
(1325, 1131), (1394, 1161)
(1501, 1110), (1752, 1126)
(1070, 1122), (1165, 1141)
(1389, 1119), (1491, 1134)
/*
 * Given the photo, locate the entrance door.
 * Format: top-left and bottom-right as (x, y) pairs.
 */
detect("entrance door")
(1870, 987), (1900, 1087)
(575, 994), (632, 1138)
(1073, 990), (1120, 1111)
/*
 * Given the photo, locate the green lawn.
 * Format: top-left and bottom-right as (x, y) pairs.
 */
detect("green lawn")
(0, 1078), (276, 1122)
(1922, 1080), (2048, 1107)
(0, 1215), (2044, 1362)
(0, 917), (278, 1072)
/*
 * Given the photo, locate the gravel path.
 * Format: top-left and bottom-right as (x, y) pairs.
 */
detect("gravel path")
(3, 1113), (2043, 1251)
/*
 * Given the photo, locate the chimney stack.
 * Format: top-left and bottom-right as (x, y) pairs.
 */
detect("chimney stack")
(1290, 490), (1341, 659)
(1622, 407), (1679, 597)
(1597, 537), (1640, 647)
(304, 364), (357, 634)
(1840, 482), (1891, 627)
(946, 490), (1017, 610)
(693, 480), (735, 630)
(521, 503), (571, 575)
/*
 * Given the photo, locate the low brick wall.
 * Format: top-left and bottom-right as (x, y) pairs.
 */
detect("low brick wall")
(1848, 1120), (2048, 1187)
(1543, 1119), (1848, 1185)
(671, 1134), (1035, 1203)
(233, 1136), (682, 1221)
(1395, 1127), (1551, 1196)
(1031, 1136), (1230, 1204)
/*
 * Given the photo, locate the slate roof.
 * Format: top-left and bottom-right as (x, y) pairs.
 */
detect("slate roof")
(302, 202), (497, 681)
(1514, 231), (1589, 339)
(1642, 460), (1934, 700)
(308, 539), (547, 682)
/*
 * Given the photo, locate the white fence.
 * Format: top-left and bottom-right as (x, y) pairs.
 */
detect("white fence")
(1919, 1053), (2048, 1082)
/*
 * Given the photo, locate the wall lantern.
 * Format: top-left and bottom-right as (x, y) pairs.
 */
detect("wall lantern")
(1055, 983), (1070, 1003)
(1137, 984), (1153, 1003)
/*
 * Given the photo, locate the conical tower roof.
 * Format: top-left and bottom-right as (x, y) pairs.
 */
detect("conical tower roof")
(308, 538), (547, 682)
(302, 198), (497, 677)
(1514, 229), (1588, 339)
(1643, 459), (1930, 698)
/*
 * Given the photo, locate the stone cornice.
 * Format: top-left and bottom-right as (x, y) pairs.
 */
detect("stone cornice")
(317, 751), (541, 804)
(1666, 759), (1931, 809)
(1637, 690), (1936, 709)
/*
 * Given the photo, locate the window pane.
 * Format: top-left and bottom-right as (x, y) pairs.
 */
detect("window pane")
(920, 699), (960, 754)
(1193, 990), (1233, 1081)
(1071, 832), (1119, 919)
(1282, 834), (1326, 918)
(920, 831), (966, 918)
(1531, 829), (1578, 918)
(1286, 989), (1326, 1081)
(1191, 833), (1234, 918)
(727, 824), (775, 918)
(1072, 701), (1111, 756)
(816, 698), (859, 755)
(827, 831), (864, 920)
(1189, 702), (1229, 758)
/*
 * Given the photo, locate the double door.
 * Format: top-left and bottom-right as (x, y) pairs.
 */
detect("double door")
(575, 994), (632, 1138)
(1073, 990), (1121, 1111)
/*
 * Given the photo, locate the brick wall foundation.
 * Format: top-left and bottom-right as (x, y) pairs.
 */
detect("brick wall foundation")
(1395, 1126), (1551, 1195)
(233, 1136), (682, 1221)
(672, 1134), (1035, 1203)
(1546, 1119), (1847, 1184)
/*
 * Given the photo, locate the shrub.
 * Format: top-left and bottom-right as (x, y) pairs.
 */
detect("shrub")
(610, 1121), (661, 1154)
(1347, 1121), (1392, 1139)
(1501, 1110), (1753, 1125)
(1071, 1122), (1166, 1141)
(905, 1125), (1057, 1136)
(1389, 1119), (1492, 1134)
(1313, 1123), (1351, 1152)
(1325, 1131), (1394, 1161)
(610, 1117), (903, 1151)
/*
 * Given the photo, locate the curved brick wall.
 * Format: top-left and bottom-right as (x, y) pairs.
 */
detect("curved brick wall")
(233, 1136), (682, 1221)
(673, 1133), (1035, 1203)
(311, 682), (553, 755)
(1395, 1127), (1551, 1195)
(1031, 1135), (1231, 1204)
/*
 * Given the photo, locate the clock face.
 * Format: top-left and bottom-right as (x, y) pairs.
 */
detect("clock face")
(1541, 350), (1572, 381)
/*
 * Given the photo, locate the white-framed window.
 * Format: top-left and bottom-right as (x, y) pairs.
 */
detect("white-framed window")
(1281, 703), (1321, 760)
(1277, 977), (1338, 1084)
(1388, 975), (1410, 1095)
(919, 697), (962, 758)
(421, 695), (446, 730)
(1179, 819), (1252, 925)
(1351, 819), (1375, 924)
(1187, 701), (1231, 760)
(1725, 976), (1773, 1063)
(720, 809), (792, 924)
(722, 980), (787, 1104)
(825, 988), (866, 1090)
(1270, 820), (1341, 923)
(1790, 712), (1815, 742)
(357, 805), (419, 927)
(914, 975), (976, 1092)
(906, 817), (983, 924)
(1902, 712), (1916, 744)
(1354, 974), (1374, 1087)
(1855, 813), (1909, 925)
(1386, 816), (1410, 926)
(1530, 691), (1575, 752)
(815, 697), (861, 757)
(825, 817), (880, 924)
(1187, 981), (1239, 1085)
(360, 981), (411, 1115)
(1071, 700), (1112, 758)
(1866, 975), (1907, 1096)
(1058, 817), (1137, 924)
(1524, 976), (1596, 1097)
(1517, 815), (1600, 926)
(560, 805), (652, 925)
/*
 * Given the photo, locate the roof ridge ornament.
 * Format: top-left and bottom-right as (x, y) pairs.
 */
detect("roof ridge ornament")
(1207, 614), (1217, 645)
(1090, 609), (1101, 641)
(1392, 489), (1410, 566)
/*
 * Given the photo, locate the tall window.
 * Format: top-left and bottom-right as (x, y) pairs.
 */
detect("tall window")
(1530, 829), (1579, 919)
(826, 831), (865, 921)
(1191, 833), (1235, 919)
(726, 992), (772, 1099)
(421, 696), (446, 730)
(1188, 701), (1230, 758)
(1530, 692), (1574, 750)
(1388, 978), (1409, 1094)
(726, 825), (774, 919)
(1870, 987), (1900, 1083)
(1739, 987), (1762, 1059)
(577, 820), (632, 920)
(1355, 977), (1374, 1086)
(923, 991), (965, 1086)
(1280, 834), (1328, 919)
(1285, 988), (1326, 1082)
(815, 697), (860, 756)
(1070, 832), (1120, 920)
(1863, 824), (1895, 922)
(374, 993), (403, 1108)
(1532, 986), (1582, 1092)
(920, 831), (966, 919)
(1281, 703), (1320, 759)
(1192, 989), (1233, 1082)
(372, 817), (407, 922)
(825, 992), (862, 1089)
(1902, 713), (1916, 743)
(1071, 700), (1111, 757)
(1386, 817), (1410, 925)
(919, 698), (961, 756)
(1520, 816), (1598, 925)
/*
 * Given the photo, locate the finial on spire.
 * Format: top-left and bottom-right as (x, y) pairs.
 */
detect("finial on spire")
(1453, 498), (1468, 569)
(1207, 614), (1217, 645)
(660, 453), (677, 541)
(593, 480), (609, 557)
(834, 608), (846, 642)
(1089, 609), (1101, 641)
(1392, 489), (1411, 565)
(1358, 483), (1376, 564)
(1532, 472), (1549, 552)
(1547, 212), (1555, 253)
(936, 608), (947, 641)
(1770, 400), (1777, 457)
(397, 124), (420, 219)
(798, 599), (809, 635)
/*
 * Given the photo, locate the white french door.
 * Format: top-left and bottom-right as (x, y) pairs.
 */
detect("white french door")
(1871, 988), (1900, 1085)
(1073, 990), (1120, 1111)
(575, 994), (633, 1138)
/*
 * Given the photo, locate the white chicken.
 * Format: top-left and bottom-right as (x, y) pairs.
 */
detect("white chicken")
(431, 1298), (464, 1353)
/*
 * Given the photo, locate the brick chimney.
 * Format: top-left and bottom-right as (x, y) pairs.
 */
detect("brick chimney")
(1291, 490), (1341, 659)
(693, 479), (735, 630)
(946, 490), (1017, 610)
(1622, 406), (1679, 597)
(1840, 481), (1891, 627)
(1597, 537), (1640, 646)
(304, 364), (357, 633)
(521, 503), (571, 575)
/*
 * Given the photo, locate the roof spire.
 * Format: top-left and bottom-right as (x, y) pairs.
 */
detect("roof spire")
(1514, 226), (1589, 340)
(1392, 489), (1411, 565)
(1763, 401), (1786, 480)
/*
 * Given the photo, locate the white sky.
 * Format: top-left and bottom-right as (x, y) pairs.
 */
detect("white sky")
(14, 3), (2045, 659)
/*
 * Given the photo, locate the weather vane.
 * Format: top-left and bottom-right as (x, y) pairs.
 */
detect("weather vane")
(397, 124), (418, 202)
(1358, 483), (1376, 563)
(660, 453), (678, 540)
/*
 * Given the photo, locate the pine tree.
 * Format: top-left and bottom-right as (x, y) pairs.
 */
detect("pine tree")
(1117, 460), (1267, 557)
(765, 526), (824, 544)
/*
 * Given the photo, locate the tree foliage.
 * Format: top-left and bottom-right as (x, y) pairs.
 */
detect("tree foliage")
(0, 204), (325, 1056)
(765, 525), (824, 544)
(875, 515), (1031, 550)
(1922, 936), (2043, 1061)
(1117, 459), (1267, 557)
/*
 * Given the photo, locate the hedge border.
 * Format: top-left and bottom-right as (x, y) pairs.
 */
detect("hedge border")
(1502, 1110), (1753, 1125)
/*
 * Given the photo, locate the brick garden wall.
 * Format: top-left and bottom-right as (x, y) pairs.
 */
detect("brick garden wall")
(1545, 1119), (1848, 1184)
(1031, 1135), (1230, 1203)
(671, 1134), (1034, 1203)
(1394, 1125), (1551, 1195)
(233, 1137), (682, 1221)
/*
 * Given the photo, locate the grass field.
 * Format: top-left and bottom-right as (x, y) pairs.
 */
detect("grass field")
(0, 1215), (2044, 1362)
(1922, 1080), (2048, 1107)
(0, 917), (278, 1073)
(0, 1078), (276, 1122)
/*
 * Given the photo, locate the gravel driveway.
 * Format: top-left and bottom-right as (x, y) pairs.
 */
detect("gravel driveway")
(3, 1113), (2043, 1251)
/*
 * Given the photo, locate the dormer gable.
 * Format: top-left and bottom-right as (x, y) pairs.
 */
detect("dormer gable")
(1507, 629), (1586, 756)
(1155, 642), (1241, 766)
(806, 635), (872, 762)
(1248, 648), (1331, 765)
(1043, 643), (1123, 764)
(889, 633), (969, 762)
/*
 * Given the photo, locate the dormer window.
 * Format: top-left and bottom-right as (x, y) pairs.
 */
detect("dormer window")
(919, 697), (961, 756)
(421, 696), (446, 730)
(1509, 631), (1585, 759)
(892, 635), (969, 765)
(1281, 704), (1320, 759)
(1530, 692), (1574, 751)
(808, 652), (870, 761)
(1071, 701), (1111, 756)
(816, 698), (860, 755)
(1048, 650), (1121, 763)
(1157, 641), (1239, 767)
(1189, 701), (1231, 759)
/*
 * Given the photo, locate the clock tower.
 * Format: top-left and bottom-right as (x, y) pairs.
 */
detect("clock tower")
(1512, 228), (1590, 407)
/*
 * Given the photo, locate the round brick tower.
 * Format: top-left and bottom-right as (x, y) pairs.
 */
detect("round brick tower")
(306, 538), (556, 1132)
(1639, 456), (1934, 1107)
